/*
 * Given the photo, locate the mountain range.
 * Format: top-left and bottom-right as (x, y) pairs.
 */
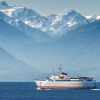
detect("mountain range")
(0, 1), (100, 81)
(1, 1), (100, 37)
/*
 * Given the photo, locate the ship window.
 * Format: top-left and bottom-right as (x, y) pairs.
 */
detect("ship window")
(69, 78), (79, 79)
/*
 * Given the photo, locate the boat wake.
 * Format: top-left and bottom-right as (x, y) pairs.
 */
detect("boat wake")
(90, 89), (100, 90)
(37, 88), (52, 90)
(37, 87), (42, 90)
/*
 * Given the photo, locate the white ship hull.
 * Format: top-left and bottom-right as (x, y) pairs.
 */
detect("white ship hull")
(35, 80), (97, 89)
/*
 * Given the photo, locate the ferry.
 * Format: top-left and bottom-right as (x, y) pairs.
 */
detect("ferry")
(35, 66), (97, 89)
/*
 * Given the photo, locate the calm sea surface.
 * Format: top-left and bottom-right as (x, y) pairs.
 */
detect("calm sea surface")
(0, 82), (100, 100)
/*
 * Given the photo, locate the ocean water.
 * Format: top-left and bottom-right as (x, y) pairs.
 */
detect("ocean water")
(0, 82), (100, 100)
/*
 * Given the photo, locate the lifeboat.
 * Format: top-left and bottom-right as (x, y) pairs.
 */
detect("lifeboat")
(59, 76), (64, 79)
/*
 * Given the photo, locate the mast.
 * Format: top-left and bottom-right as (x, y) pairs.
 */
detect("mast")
(58, 64), (62, 75)
(58, 64), (62, 72)
(52, 69), (54, 75)
(60, 64), (62, 72)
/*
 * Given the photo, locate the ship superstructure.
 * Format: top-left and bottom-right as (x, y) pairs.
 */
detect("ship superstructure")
(35, 66), (97, 89)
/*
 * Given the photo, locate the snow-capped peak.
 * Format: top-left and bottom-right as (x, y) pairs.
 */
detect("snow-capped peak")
(62, 9), (78, 16)
(85, 15), (100, 22)
(59, 9), (83, 22)
(22, 7), (39, 17)
(0, 1), (8, 6)
(47, 14), (57, 18)
(0, 5), (40, 22)
(85, 15), (100, 19)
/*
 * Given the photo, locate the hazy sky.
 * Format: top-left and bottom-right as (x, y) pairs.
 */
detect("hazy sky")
(3, 0), (100, 16)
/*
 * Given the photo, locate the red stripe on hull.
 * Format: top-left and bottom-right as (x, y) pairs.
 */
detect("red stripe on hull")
(38, 86), (97, 89)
